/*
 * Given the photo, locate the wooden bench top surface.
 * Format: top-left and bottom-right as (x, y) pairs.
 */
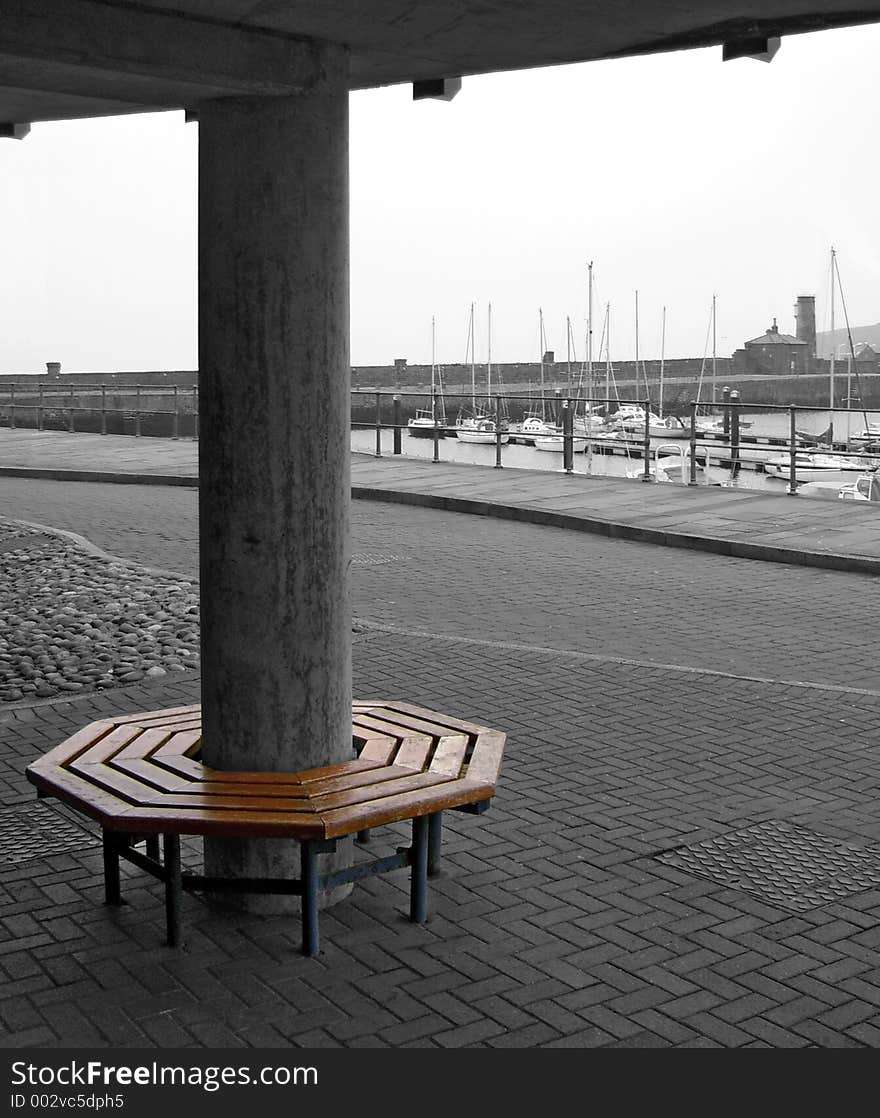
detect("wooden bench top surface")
(26, 701), (506, 840)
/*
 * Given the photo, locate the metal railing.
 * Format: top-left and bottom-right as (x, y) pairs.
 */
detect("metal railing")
(0, 383), (199, 439)
(351, 387), (880, 495)
(4, 380), (877, 497)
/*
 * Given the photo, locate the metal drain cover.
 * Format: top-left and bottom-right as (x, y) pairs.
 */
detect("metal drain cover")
(0, 801), (99, 865)
(657, 821), (880, 912)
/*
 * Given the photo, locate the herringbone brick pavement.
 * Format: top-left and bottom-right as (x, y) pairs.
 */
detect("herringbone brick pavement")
(4, 627), (880, 1047)
(3, 480), (880, 1047)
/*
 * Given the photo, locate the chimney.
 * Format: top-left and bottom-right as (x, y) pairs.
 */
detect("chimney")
(46, 361), (61, 378)
(795, 295), (816, 356)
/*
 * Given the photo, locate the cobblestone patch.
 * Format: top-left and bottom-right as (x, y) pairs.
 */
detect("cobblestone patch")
(0, 517), (199, 703)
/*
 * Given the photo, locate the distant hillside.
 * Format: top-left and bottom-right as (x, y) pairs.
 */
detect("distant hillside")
(815, 323), (880, 358)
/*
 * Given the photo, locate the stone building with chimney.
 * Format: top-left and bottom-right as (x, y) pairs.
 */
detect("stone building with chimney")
(732, 316), (811, 375)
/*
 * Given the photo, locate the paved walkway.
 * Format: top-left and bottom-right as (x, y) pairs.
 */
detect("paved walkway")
(3, 429), (880, 1050)
(2, 427), (880, 573)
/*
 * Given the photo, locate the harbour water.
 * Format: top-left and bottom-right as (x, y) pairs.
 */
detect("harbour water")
(352, 408), (880, 500)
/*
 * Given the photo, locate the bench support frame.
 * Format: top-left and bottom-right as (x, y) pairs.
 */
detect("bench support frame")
(101, 810), (459, 956)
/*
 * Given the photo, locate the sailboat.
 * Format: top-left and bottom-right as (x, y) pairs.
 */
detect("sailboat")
(824, 245), (876, 450)
(647, 306), (688, 437)
(517, 308), (561, 442)
(455, 302), (509, 444)
(572, 266), (613, 438)
(611, 291), (662, 433)
(408, 316), (447, 438)
(691, 296), (723, 433)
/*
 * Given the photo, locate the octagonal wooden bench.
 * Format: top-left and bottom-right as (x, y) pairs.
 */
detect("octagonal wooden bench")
(25, 700), (506, 956)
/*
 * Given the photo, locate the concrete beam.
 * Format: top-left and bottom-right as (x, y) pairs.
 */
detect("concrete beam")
(0, 0), (326, 104)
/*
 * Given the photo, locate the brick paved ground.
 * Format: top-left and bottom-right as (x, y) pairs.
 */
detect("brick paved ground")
(2, 477), (880, 1047)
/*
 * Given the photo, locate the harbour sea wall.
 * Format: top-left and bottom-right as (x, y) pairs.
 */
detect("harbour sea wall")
(350, 359), (880, 425)
(2, 364), (879, 436)
(0, 371), (199, 437)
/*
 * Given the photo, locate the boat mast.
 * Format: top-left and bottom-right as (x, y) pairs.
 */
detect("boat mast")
(587, 261), (594, 406)
(566, 315), (572, 397)
(634, 289), (640, 409)
(711, 293), (717, 405)
(605, 302), (611, 405)
(659, 306), (666, 419)
(430, 315), (436, 397)
(831, 247), (870, 433)
(539, 307), (546, 421)
(469, 301), (476, 410)
(829, 245), (836, 411)
(487, 301), (492, 403)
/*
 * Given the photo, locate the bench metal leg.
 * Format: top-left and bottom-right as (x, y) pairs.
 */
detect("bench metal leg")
(301, 841), (320, 957)
(145, 835), (161, 861)
(102, 832), (122, 906)
(356, 829), (371, 843)
(163, 834), (182, 947)
(410, 815), (429, 923)
(427, 812), (443, 877)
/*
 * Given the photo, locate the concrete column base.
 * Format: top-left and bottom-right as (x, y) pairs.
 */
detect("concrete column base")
(203, 837), (354, 916)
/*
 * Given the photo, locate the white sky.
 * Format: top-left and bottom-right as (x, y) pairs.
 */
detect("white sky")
(1, 21), (878, 374)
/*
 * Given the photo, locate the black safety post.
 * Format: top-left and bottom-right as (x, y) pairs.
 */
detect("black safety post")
(163, 834), (182, 947)
(393, 394), (402, 454)
(410, 815), (429, 923)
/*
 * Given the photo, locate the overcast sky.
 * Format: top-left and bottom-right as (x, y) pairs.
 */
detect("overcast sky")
(1, 21), (878, 374)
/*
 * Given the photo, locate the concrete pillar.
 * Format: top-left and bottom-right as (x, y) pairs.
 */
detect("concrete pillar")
(197, 43), (352, 906)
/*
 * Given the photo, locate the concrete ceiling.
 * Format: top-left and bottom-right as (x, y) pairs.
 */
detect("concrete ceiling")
(2, 0), (879, 124)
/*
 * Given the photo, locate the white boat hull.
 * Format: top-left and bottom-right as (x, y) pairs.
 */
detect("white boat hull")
(456, 429), (509, 444)
(764, 454), (866, 483)
(407, 419), (446, 438)
(533, 435), (588, 453)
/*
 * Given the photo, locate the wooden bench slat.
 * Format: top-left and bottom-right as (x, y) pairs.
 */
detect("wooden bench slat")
(282, 762), (422, 798)
(301, 771), (453, 813)
(71, 724), (151, 766)
(352, 713), (436, 743)
(113, 805), (325, 839)
(110, 703), (201, 725)
(114, 726), (177, 761)
(389, 737), (434, 770)
(153, 730), (203, 759)
(148, 753), (205, 780)
(359, 706), (476, 738)
(428, 736), (470, 777)
(385, 701), (492, 735)
(112, 758), (442, 805)
(134, 792), (325, 813)
(322, 778), (494, 838)
(463, 730), (506, 784)
(111, 756), (203, 791)
(71, 760), (175, 805)
(355, 735), (399, 764)
(34, 720), (116, 766)
(128, 714), (202, 731)
(155, 755), (381, 786)
(27, 765), (130, 826)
